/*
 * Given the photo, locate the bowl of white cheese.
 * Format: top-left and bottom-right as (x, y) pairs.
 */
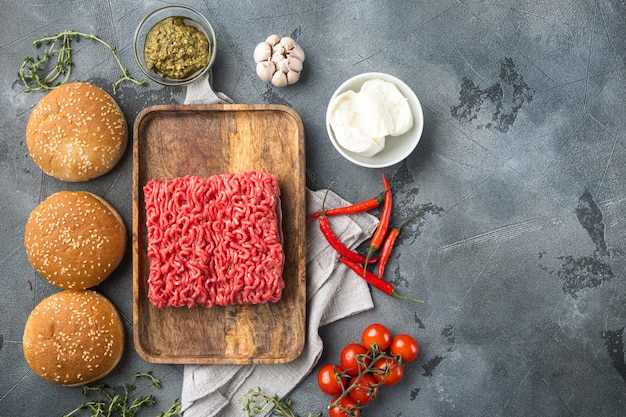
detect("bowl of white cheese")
(326, 72), (424, 168)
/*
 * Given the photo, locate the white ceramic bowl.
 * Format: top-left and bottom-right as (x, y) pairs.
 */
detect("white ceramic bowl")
(133, 4), (217, 86)
(326, 72), (424, 168)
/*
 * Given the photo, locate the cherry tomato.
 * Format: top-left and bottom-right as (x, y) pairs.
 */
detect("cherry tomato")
(317, 363), (348, 396)
(390, 334), (419, 363)
(340, 343), (371, 376)
(348, 373), (379, 405)
(361, 323), (392, 352)
(372, 357), (404, 386)
(329, 395), (361, 417)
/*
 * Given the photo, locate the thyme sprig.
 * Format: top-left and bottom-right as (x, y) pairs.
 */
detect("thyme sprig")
(240, 388), (321, 417)
(61, 371), (181, 417)
(18, 29), (145, 94)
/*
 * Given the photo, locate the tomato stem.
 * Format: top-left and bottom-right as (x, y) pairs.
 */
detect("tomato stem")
(329, 349), (392, 410)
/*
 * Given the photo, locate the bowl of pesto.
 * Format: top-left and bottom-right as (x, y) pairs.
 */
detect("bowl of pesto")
(134, 4), (216, 86)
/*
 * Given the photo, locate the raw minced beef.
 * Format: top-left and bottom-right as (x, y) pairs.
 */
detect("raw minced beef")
(143, 172), (285, 308)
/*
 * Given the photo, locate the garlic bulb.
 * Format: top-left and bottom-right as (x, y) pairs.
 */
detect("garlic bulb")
(253, 34), (305, 87)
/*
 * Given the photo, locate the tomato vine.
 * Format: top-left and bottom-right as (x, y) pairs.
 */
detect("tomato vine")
(318, 324), (420, 416)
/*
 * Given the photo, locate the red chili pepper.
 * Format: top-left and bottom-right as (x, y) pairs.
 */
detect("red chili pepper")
(307, 188), (388, 222)
(377, 204), (432, 278)
(338, 257), (423, 303)
(319, 187), (379, 265)
(363, 173), (393, 274)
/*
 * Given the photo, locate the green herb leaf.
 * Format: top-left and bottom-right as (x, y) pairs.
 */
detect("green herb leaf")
(61, 372), (180, 417)
(18, 29), (145, 94)
(240, 388), (321, 417)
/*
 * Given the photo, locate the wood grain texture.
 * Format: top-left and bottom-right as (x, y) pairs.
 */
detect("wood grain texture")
(132, 104), (306, 364)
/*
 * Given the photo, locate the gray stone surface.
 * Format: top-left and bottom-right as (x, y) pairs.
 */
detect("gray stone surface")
(2, 0), (626, 416)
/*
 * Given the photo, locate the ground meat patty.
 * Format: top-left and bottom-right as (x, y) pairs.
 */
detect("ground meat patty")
(143, 172), (285, 308)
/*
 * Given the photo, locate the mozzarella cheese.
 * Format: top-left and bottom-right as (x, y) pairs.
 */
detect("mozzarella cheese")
(329, 79), (413, 157)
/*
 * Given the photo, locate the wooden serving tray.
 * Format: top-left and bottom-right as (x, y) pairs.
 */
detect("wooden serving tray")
(132, 104), (306, 364)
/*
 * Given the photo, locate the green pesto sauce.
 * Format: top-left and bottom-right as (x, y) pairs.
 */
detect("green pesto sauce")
(144, 16), (210, 80)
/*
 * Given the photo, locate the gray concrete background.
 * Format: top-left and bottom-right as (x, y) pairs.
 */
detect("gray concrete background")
(2, 0), (626, 416)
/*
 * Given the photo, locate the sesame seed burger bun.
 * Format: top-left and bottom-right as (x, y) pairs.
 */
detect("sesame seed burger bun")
(23, 290), (125, 386)
(26, 82), (128, 182)
(24, 191), (127, 290)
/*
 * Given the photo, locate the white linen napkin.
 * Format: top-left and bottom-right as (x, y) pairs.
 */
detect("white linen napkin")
(179, 73), (377, 416)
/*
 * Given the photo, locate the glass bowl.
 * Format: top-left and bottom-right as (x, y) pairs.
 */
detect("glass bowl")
(326, 72), (424, 168)
(133, 4), (217, 86)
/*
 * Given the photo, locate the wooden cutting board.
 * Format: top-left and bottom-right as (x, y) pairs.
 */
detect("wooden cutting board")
(132, 104), (306, 364)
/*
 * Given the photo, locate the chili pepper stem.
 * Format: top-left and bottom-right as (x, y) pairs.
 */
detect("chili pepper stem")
(363, 245), (377, 275)
(396, 203), (432, 232)
(339, 257), (425, 304)
(377, 203), (433, 278)
(320, 183), (334, 217)
(390, 290), (424, 303)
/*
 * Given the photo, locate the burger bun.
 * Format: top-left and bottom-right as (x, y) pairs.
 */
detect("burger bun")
(22, 290), (125, 386)
(24, 191), (127, 290)
(26, 82), (128, 182)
